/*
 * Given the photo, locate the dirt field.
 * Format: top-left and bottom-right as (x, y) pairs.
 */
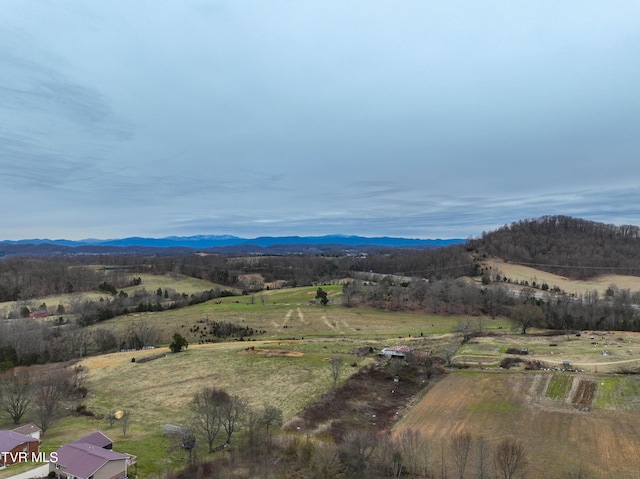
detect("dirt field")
(395, 371), (640, 479)
(238, 346), (304, 357)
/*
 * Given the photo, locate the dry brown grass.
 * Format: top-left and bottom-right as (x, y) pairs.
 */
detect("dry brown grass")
(395, 371), (640, 479)
(486, 259), (640, 296)
(79, 339), (363, 431)
(455, 331), (640, 373)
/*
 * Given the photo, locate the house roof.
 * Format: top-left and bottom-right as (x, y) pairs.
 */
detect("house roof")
(382, 345), (413, 353)
(55, 442), (127, 479)
(72, 431), (113, 448)
(0, 430), (39, 452)
(11, 423), (41, 437)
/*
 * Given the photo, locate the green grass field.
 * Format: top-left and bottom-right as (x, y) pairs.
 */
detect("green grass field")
(546, 374), (573, 399)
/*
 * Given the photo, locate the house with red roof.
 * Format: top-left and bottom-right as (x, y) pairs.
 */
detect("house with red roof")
(49, 432), (135, 479)
(0, 430), (40, 466)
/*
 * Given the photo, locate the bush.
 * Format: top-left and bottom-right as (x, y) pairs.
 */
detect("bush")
(170, 333), (188, 353)
(500, 357), (523, 369)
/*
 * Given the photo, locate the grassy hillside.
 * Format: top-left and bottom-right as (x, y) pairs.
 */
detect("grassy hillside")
(0, 272), (226, 319)
(484, 259), (640, 296)
(100, 284), (513, 344)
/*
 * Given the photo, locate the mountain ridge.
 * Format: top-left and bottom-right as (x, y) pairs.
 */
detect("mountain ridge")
(0, 234), (465, 256)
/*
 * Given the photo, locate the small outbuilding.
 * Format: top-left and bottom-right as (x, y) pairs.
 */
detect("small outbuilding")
(379, 345), (413, 359)
(11, 423), (42, 440)
(72, 431), (113, 449)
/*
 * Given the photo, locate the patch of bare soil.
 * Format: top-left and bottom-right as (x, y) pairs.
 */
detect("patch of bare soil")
(237, 346), (303, 357)
(285, 359), (444, 443)
(134, 352), (167, 363)
(571, 378), (597, 409)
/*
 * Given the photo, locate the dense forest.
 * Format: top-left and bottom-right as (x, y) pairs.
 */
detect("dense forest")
(468, 215), (640, 279)
(0, 245), (476, 303)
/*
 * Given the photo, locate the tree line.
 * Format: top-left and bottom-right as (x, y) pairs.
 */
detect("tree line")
(346, 277), (640, 333)
(0, 244), (478, 303)
(4, 216), (640, 302)
(158, 416), (530, 479)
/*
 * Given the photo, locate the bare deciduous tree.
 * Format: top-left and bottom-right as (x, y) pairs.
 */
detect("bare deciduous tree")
(120, 409), (132, 436)
(190, 387), (229, 452)
(381, 428), (429, 479)
(493, 438), (527, 479)
(450, 431), (472, 479)
(340, 428), (378, 477)
(105, 409), (118, 428)
(64, 323), (92, 358)
(133, 319), (160, 348)
(511, 303), (546, 334)
(0, 369), (32, 424)
(329, 357), (344, 387)
(33, 368), (71, 435)
(454, 318), (475, 343)
(70, 364), (89, 391)
(329, 357), (345, 387)
(94, 328), (118, 353)
(262, 405), (283, 451)
(220, 394), (248, 444)
(476, 436), (490, 479)
(311, 441), (341, 479)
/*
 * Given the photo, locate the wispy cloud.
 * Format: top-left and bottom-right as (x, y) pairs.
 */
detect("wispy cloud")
(1, 2), (639, 240)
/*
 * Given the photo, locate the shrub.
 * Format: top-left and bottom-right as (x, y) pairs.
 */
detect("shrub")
(170, 333), (189, 353)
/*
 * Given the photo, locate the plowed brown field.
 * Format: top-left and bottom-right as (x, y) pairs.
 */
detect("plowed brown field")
(395, 371), (640, 479)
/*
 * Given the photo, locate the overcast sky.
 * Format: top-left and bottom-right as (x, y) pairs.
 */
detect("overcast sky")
(1, 1), (639, 240)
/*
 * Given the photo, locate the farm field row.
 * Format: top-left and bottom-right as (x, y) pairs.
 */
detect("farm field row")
(395, 370), (640, 479)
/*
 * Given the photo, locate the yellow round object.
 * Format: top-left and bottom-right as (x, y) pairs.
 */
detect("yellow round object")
(114, 410), (124, 420)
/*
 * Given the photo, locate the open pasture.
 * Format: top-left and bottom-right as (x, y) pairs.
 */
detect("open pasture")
(395, 370), (640, 479)
(74, 338), (374, 476)
(102, 285), (513, 343)
(0, 272), (224, 320)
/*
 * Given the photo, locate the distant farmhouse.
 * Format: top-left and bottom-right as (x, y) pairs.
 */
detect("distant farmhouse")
(379, 345), (414, 358)
(28, 309), (48, 319)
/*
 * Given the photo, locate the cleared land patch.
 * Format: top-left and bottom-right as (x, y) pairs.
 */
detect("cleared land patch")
(485, 259), (640, 296)
(395, 371), (640, 479)
(571, 378), (597, 409)
(238, 346), (304, 357)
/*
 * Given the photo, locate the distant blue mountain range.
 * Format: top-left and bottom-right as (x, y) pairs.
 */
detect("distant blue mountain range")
(0, 235), (465, 250)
